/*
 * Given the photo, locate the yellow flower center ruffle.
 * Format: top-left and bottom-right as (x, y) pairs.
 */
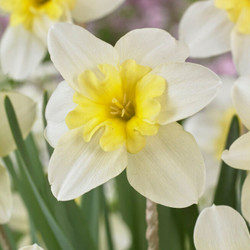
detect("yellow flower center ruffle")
(66, 59), (166, 154)
(0, 0), (76, 30)
(215, 0), (250, 34)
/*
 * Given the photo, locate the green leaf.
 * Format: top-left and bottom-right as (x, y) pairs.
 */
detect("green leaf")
(115, 171), (147, 250)
(158, 204), (198, 250)
(158, 206), (183, 250)
(24, 134), (48, 199)
(81, 187), (102, 246)
(4, 96), (74, 250)
(5, 96), (97, 250)
(63, 201), (98, 250)
(214, 115), (241, 208)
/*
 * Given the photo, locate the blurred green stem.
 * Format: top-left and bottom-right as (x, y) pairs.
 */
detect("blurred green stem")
(146, 199), (159, 250)
(0, 226), (11, 250)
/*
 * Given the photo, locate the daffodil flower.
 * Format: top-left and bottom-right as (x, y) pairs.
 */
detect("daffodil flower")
(194, 205), (250, 249)
(0, 0), (124, 80)
(0, 164), (12, 224)
(0, 92), (36, 157)
(184, 77), (236, 208)
(179, 0), (250, 75)
(45, 23), (221, 207)
(222, 76), (250, 223)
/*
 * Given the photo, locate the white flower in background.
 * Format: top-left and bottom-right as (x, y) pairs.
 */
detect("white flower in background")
(45, 23), (221, 207)
(0, 0), (125, 80)
(0, 164), (12, 224)
(194, 205), (250, 250)
(99, 213), (132, 250)
(17, 63), (60, 168)
(19, 244), (44, 250)
(0, 92), (36, 157)
(179, 0), (250, 75)
(184, 77), (236, 208)
(222, 76), (250, 223)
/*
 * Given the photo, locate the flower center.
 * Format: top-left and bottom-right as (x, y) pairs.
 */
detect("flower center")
(110, 94), (135, 121)
(65, 59), (166, 154)
(215, 0), (250, 34)
(0, 0), (76, 30)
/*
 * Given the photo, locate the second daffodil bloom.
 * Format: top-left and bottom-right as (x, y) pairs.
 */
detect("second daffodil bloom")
(194, 205), (250, 250)
(0, 0), (124, 80)
(179, 0), (250, 75)
(222, 76), (250, 223)
(45, 23), (221, 207)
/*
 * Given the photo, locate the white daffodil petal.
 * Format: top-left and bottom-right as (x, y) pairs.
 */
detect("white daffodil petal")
(19, 244), (44, 250)
(231, 30), (250, 76)
(194, 205), (250, 250)
(48, 23), (119, 92)
(0, 92), (36, 157)
(72, 0), (125, 23)
(222, 131), (250, 170)
(45, 81), (75, 148)
(0, 26), (46, 80)
(115, 28), (189, 68)
(48, 127), (127, 201)
(0, 165), (12, 224)
(179, 1), (233, 58)
(242, 173), (250, 224)
(155, 62), (221, 124)
(232, 76), (250, 130)
(127, 122), (205, 208)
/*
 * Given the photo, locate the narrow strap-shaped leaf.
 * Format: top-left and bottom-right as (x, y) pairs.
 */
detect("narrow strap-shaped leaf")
(4, 154), (60, 249)
(214, 115), (241, 208)
(4, 96), (74, 250)
(158, 206), (183, 250)
(158, 204), (198, 250)
(24, 134), (48, 200)
(63, 201), (98, 250)
(81, 187), (101, 246)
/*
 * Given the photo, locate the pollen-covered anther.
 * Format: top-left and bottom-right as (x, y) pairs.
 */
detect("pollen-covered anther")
(110, 94), (134, 120)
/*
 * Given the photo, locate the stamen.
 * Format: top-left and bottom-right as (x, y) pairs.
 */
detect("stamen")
(112, 98), (124, 109)
(110, 110), (120, 115)
(125, 100), (131, 109)
(110, 95), (134, 120)
(110, 106), (119, 111)
(121, 109), (126, 117)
